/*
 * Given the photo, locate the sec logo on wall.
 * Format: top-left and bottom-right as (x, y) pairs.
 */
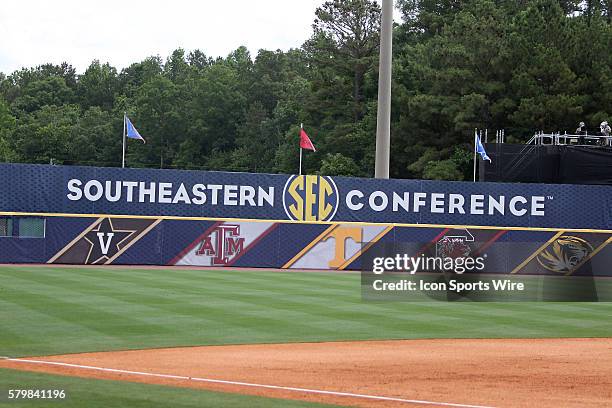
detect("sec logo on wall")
(283, 175), (339, 222)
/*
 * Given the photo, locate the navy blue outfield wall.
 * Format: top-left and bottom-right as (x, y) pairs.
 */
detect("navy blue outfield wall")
(1, 163), (612, 275)
(2, 214), (612, 279)
(1, 162), (611, 229)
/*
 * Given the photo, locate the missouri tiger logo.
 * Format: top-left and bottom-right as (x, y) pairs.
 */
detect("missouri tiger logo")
(537, 236), (593, 273)
(283, 175), (339, 222)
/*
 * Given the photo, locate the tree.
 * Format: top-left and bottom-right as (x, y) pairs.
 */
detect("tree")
(187, 50), (213, 70)
(305, 0), (381, 121)
(10, 105), (80, 164)
(118, 57), (163, 98)
(175, 58), (247, 169)
(164, 49), (191, 83)
(398, 0), (463, 37)
(0, 98), (17, 162)
(235, 102), (274, 172)
(423, 159), (464, 180)
(506, 0), (584, 133)
(132, 75), (185, 168)
(77, 60), (118, 111)
(1, 63), (76, 104)
(12, 76), (75, 113)
(72, 107), (121, 166)
(394, 0), (511, 178)
(320, 153), (361, 176)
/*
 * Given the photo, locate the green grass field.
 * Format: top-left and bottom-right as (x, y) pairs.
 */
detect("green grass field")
(0, 368), (338, 408)
(1, 265), (610, 407)
(1, 266), (611, 358)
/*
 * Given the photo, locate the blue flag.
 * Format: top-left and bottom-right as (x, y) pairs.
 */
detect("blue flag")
(475, 133), (491, 162)
(125, 115), (146, 143)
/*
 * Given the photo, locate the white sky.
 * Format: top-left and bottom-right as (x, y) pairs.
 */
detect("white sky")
(1, 1), (402, 75)
(0, 0), (337, 75)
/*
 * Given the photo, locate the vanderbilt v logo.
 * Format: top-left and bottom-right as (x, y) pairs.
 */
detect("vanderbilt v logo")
(84, 219), (134, 263)
(97, 232), (115, 255)
(48, 217), (161, 265)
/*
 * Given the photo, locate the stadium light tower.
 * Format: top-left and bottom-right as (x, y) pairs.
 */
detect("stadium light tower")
(375, 0), (393, 179)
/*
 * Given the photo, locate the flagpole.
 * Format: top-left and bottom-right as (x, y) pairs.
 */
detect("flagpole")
(122, 112), (126, 169)
(299, 123), (304, 175)
(473, 129), (478, 182)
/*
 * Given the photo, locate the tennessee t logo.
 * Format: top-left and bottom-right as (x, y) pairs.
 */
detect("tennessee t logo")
(323, 227), (363, 268)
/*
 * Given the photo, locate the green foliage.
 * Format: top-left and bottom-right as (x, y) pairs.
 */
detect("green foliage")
(305, 0), (381, 121)
(319, 153), (361, 176)
(77, 60), (118, 110)
(0, 0), (610, 181)
(0, 98), (17, 161)
(12, 76), (75, 113)
(10, 104), (80, 164)
(423, 159), (464, 180)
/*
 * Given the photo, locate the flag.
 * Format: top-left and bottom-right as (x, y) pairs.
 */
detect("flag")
(300, 128), (316, 151)
(125, 115), (146, 143)
(475, 133), (491, 162)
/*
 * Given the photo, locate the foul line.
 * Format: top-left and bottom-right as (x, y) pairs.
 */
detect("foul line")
(5, 358), (494, 408)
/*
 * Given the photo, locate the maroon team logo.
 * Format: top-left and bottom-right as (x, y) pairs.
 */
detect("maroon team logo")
(195, 225), (245, 265)
(437, 237), (472, 259)
(436, 229), (474, 259)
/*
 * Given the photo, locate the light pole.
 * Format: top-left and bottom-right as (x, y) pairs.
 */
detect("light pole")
(375, 0), (393, 179)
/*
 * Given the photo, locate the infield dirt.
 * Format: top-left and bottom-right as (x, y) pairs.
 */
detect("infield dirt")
(1, 338), (611, 407)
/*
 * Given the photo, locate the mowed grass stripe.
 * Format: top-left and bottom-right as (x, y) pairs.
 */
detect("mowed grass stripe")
(0, 274), (295, 350)
(2, 279), (171, 336)
(118, 268), (356, 294)
(183, 272), (482, 336)
(0, 266), (611, 357)
(4, 268), (612, 326)
(1, 272), (182, 355)
(1, 269), (367, 353)
(0, 298), (118, 341)
(3, 270), (608, 340)
(6, 268), (356, 352)
(399, 302), (612, 337)
(68, 272), (354, 339)
(49, 268), (384, 335)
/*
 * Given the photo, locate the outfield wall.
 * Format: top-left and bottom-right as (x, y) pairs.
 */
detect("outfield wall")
(1, 163), (612, 275)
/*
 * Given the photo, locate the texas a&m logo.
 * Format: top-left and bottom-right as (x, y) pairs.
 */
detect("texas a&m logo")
(195, 225), (245, 265)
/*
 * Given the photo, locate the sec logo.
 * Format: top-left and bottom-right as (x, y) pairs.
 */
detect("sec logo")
(283, 175), (339, 221)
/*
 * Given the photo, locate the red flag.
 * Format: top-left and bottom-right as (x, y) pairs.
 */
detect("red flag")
(300, 129), (316, 151)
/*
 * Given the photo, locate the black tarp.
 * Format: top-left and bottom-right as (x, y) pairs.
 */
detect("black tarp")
(481, 144), (612, 185)
(558, 146), (612, 185)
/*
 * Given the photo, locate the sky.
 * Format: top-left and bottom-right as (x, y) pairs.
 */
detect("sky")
(1, 0), (400, 75)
